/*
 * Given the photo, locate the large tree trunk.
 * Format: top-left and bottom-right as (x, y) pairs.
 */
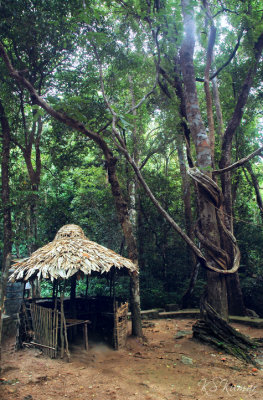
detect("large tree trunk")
(178, 0), (263, 362)
(180, 0), (228, 319)
(0, 99), (12, 371)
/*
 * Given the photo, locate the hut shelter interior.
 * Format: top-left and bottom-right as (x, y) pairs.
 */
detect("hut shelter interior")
(9, 224), (138, 360)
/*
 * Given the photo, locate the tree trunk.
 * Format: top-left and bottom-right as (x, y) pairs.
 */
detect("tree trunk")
(23, 114), (42, 254)
(180, 0), (228, 319)
(181, 263), (200, 309)
(212, 75), (224, 139)
(176, 135), (198, 308)
(0, 99), (12, 371)
(227, 273), (247, 316)
(210, 61), (247, 316)
(106, 153), (143, 337)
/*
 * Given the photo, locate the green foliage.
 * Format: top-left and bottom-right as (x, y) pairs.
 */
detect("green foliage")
(1, 0), (263, 315)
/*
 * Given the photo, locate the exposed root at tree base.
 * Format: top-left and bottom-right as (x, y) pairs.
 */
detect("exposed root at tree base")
(193, 300), (261, 367)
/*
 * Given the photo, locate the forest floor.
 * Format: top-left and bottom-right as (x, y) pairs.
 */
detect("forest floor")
(1, 318), (263, 400)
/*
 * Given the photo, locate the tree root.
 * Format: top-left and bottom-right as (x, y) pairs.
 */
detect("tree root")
(192, 300), (261, 367)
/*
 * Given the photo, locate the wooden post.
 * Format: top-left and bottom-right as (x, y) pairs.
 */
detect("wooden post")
(84, 323), (88, 350)
(53, 290), (58, 358)
(63, 313), (70, 362)
(55, 307), (58, 358)
(60, 290), (64, 359)
(85, 276), (89, 297)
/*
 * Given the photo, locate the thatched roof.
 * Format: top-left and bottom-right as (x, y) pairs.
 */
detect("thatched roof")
(10, 224), (137, 282)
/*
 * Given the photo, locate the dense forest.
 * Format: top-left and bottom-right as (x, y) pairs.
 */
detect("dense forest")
(0, 0), (263, 354)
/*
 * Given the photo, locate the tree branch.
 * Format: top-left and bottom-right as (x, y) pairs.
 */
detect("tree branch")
(0, 42), (106, 149)
(245, 163), (263, 223)
(89, 30), (157, 121)
(139, 136), (176, 170)
(220, 32), (263, 169)
(196, 32), (242, 82)
(213, 145), (263, 175)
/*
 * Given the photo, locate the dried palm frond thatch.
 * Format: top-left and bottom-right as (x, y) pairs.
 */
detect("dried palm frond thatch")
(10, 224), (137, 282)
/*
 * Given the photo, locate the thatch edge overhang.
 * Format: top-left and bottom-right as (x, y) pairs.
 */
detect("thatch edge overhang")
(9, 237), (138, 283)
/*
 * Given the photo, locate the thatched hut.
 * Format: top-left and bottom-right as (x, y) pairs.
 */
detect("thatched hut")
(10, 224), (138, 359)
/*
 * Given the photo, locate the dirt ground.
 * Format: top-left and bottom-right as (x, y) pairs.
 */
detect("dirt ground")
(1, 318), (263, 400)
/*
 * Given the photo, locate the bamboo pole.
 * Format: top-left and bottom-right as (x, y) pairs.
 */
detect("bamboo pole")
(63, 312), (70, 362)
(28, 341), (56, 350)
(43, 306), (47, 356)
(52, 291), (56, 358)
(55, 308), (58, 358)
(52, 308), (56, 358)
(36, 304), (40, 347)
(51, 309), (54, 358)
(48, 308), (51, 357)
(60, 290), (65, 359)
(42, 306), (46, 355)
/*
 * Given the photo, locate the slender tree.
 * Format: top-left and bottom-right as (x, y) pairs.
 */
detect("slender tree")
(0, 98), (12, 370)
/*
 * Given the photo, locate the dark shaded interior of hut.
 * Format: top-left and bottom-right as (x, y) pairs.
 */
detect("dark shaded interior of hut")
(17, 291), (128, 359)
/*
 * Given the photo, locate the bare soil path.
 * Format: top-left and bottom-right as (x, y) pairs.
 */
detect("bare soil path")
(1, 318), (263, 400)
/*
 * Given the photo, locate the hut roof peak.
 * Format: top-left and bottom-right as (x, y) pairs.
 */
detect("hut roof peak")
(55, 224), (86, 240)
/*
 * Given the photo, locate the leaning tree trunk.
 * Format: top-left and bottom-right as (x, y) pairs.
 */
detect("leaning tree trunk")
(0, 99), (12, 371)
